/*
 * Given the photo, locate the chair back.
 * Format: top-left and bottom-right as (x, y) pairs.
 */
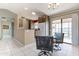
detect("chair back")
(35, 36), (53, 51)
(54, 33), (64, 43)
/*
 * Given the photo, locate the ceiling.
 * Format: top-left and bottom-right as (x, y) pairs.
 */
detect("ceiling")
(0, 3), (79, 20)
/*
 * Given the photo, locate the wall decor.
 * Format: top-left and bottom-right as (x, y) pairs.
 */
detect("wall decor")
(19, 18), (23, 28)
(2, 25), (9, 29)
(18, 17), (25, 29)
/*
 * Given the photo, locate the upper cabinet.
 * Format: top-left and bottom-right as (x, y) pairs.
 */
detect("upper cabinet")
(38, 15), (49, 23)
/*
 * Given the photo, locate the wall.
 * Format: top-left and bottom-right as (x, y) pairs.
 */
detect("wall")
(25, 30), (35, 45)
(72, 13), (79, 45)
(14, 16), (29, 45)
(50, 12), (79, 46)
(14, 29), (25, 45)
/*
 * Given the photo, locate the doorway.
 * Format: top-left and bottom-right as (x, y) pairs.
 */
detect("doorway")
(1, 17), (12, 39)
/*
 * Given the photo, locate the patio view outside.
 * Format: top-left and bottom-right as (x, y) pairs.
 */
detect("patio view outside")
(52, 18), (72, 43)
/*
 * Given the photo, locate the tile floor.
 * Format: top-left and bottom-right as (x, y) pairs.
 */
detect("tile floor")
(0, 37), (79, 56)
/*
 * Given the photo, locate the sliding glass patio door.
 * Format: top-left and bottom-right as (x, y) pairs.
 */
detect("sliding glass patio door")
(52, 19), (61, 36)
(62, 18), (72, 43)
(51, 18), (72, 44)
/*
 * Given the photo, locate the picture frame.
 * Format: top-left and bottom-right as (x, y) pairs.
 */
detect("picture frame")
(2, 25), (9, 29)
(19, 18), (23, 28)
(18, 17), (26, 29)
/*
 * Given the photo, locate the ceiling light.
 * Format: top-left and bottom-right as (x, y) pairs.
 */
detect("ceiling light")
(32, 12), (36, 15)
(24, 8), (28, 10)
(48, 3), (60, 9)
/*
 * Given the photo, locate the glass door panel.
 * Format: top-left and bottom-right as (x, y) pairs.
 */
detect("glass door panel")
(51, 18), (72, 44)
(52, 19), (61, 36)
(62, 18), (72, 43)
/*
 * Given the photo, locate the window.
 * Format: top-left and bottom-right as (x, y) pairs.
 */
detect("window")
(62, 18), (72, 43)
(51, 18), (72, 43)
(52, 19), (61, 36)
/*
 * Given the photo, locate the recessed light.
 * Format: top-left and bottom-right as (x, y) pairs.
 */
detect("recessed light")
(24, 8), (28, 10)
(32, 12), (36, 15)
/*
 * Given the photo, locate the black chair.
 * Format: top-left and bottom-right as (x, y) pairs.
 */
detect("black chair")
(35, 36), (53, 56)
(53, 33), (64, 50)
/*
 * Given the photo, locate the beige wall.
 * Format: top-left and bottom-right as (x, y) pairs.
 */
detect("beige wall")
(14, 16), (35, 45)
(15, 29), (25, 45)
(25, 30), (35, 45)
(14, 16), (28, 45)
(72, 13), (79, 45)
